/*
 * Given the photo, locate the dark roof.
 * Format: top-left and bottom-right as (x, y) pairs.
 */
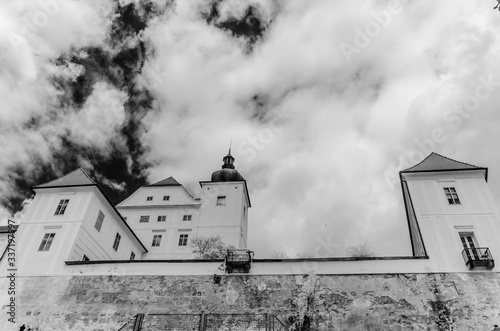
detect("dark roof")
(34, 168), (95, 188)
(146, 176), (182, 187)
(211, 168), (245, 182)
(401, 152), (484, 173)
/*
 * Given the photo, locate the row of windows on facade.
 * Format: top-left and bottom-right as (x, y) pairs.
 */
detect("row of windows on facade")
(151, 234), (188, 247)
(146, 195), (170, 201)
(132, 214), (192, 223)
(145, 195), (227, 205)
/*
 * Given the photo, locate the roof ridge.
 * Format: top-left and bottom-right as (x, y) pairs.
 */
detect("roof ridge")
(79, 167), (96, 184)
(401, 152), (483, 173)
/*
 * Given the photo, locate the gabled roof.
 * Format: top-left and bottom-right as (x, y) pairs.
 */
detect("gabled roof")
(400, 152), (487, 180)
(146, 176), (182, 187)
(34, 168), (95, 188)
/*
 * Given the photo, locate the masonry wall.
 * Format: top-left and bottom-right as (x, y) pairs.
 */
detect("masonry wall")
(2, 272), (500, 331)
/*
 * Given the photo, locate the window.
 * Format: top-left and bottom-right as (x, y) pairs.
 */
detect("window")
(163, 196), (170, 201)
(183, 215), (192, 221)
(157, 215), (166, 222)
(113, 233), (121, 251)
(139, 216), (150, 223)
(130, 252), (135, 260)
(444, 187), (461, 204)
(460, 232), (479, 261)
(146, 196), (153, 201)
(152, 235), (162, 247)
(217, 196), (226, 206)
(38, 233), (55, 251)
(178, 234), (188, 246)
(82, 255), (90, 261)
(54, 199), (69, 215)
(94, 210), (105, 232)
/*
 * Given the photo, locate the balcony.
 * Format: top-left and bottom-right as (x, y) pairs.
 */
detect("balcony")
(226, 249), (254, 274)
(461, 247), (495, 270)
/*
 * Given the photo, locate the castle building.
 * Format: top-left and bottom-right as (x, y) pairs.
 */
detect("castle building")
(3, 152), (500, 330)
(13, 150), (250, 273)
(116, 150), (251, 259)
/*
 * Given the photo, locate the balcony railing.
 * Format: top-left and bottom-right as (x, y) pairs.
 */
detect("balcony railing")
(226, 249), (254, 274)
(461, 247), (495, 270)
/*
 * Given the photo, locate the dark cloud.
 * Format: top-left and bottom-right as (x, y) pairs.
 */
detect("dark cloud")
(201, 0), (271, 52)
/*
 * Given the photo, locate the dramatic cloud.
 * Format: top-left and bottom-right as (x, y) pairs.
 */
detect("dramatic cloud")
(2, 0), (500, 258)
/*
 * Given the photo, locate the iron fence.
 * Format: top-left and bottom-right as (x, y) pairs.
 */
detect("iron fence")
(119, 313), (290, 331)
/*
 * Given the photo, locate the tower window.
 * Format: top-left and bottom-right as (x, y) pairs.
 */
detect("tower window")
(54, 199), (69, 215)
(113, 233), (121, 251)
(95, 210), (105, 232)
(146, 196), (153, 201)
(444, 187), (461, 204)
(217, 196), (226, 206)
(130, 252), (135, 260)
(178, 234), (188, 246)
(163, 196), (170, 201)
(38, 233), (56, 251)
(183, 215), (192, 221)
(157, 215), (166, 222)
(152, 235), (162, 247)
(140, 216), (150, 223)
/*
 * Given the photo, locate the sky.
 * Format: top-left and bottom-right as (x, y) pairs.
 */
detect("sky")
(2, 0), (500, 258)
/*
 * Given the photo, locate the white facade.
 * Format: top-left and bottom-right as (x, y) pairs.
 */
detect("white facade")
(116, 151), (251, 259)
(116, 181), (203, 259)
(14, 170), (147, 275)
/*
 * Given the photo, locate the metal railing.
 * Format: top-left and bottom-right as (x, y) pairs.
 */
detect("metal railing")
(119, 313), (290, 331)
(461, 247), (495, 269)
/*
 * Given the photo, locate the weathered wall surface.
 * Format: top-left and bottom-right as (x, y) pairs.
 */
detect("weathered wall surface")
(2, 272), (500, 330)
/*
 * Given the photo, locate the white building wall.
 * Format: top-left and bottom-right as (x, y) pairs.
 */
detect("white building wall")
(73, 188), (144, 261)
(198, 182), (249, 249)
(117, 185), (202, 259)
(404, 170), (500, 272)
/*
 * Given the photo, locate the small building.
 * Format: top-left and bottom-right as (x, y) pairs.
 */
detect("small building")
(15, 169), (147, 275)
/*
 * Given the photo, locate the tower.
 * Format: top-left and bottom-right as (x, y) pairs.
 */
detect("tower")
(198, 149), (251, 249)
(400, 152), (499, 271)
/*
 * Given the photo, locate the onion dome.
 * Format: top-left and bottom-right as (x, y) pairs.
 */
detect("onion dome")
(211, 149), (245, 182)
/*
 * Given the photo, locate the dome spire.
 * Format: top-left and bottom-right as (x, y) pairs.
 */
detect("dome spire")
(222, 147), (235, 169)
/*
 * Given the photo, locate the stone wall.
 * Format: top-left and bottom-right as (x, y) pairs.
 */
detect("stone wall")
(2, 272), (500, 330)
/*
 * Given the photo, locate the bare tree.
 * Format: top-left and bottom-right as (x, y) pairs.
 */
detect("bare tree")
(190, 234), (229, 259)
(346, 243), (375, 257)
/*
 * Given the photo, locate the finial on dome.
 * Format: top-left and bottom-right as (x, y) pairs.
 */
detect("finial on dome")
(222, 148), (235, 169)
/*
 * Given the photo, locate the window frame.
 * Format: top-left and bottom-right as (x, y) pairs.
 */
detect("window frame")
(152, 234), (162, 247)
(443, 187), (461, 205)
(216, 196), (226, 206)
(146, 196), (153, 201)
(157, 215), (166, 222)
(113, 233), (121, 251)
(178, 234), (188, 246)
(163, 195), (170, 201)
(38, 233), (56, 251)
(130, 252), (135, 261)
(139, 215), (150, 223)
(182, 215), (192, 221)
(54, 199), (69, 215)
(95, 210), (105, 232)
